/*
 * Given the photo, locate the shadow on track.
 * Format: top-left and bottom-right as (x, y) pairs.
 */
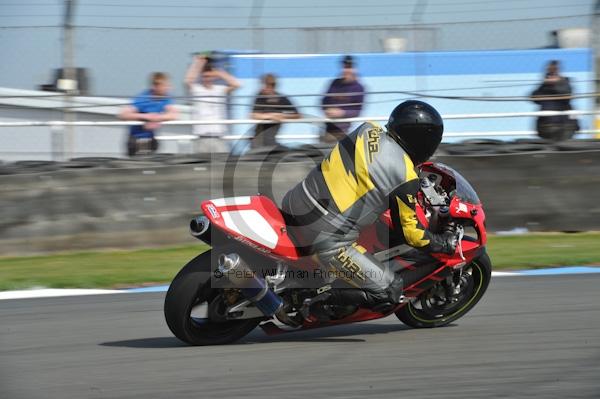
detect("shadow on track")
(101, 337), (187, 349)
(100, 321), (415, 348)
(242, 322), (413, 344)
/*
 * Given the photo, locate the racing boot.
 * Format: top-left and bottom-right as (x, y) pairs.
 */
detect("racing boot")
(372, 274), (404, 313)
(385, 273), (404, 304)
(326, 287), (393, 309)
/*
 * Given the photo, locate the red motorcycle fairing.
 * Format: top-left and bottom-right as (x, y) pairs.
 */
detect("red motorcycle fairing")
(198, 160), (487, 335)
(201, 195), (301, 261)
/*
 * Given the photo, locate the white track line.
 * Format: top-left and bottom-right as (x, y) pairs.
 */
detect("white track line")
(1, 269), (598, 301)
(491, 271), (519, 276)
(0, 288), (121, 301)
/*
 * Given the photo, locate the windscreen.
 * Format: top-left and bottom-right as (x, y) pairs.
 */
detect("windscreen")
(430, 163), (481, 205)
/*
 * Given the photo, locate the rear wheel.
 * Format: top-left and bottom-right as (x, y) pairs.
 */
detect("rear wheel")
(164, 250), (261, 345)
(396, 253), (492, 328)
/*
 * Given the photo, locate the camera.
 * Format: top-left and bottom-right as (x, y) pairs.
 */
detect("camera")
(193, 51), (215, 71)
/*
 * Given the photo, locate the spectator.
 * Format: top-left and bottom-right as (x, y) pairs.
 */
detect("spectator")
(185, 53), (240, 153)
(250, 73), (300, 149)
(321, 55), (365, 143)
(119, 72), (178, 156)
(531, 60), (578, 141)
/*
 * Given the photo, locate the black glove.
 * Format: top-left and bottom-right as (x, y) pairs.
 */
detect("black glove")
(429, 230), (458, 254)
(440, 230), (459, 255)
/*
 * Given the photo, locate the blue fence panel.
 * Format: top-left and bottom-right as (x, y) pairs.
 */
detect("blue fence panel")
(226, 48), (594, 145)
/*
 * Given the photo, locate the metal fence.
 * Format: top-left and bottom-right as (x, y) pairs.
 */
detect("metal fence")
(0, 109), (599, 161)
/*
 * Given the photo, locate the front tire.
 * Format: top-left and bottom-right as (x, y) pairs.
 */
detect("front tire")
(396, 253), (492, 328)
(164, 250), (261, 345)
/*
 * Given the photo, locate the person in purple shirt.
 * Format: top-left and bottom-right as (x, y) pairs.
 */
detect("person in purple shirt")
(321, 55), (365, 143)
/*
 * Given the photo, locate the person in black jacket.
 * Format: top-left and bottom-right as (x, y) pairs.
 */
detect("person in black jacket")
(250, 74), (300, 148)
(531, 60), (578, 141)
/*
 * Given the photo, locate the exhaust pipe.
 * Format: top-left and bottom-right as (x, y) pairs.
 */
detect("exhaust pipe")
(218, 253), (283, 317)
(190, 216), (211, 242)
(218, 253), (297, 326)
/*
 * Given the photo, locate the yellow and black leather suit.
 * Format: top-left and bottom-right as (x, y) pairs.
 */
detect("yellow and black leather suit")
(282, 122), (450, 306)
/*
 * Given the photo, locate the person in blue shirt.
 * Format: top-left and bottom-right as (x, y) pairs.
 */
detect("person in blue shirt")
(119, 72), (178, 156)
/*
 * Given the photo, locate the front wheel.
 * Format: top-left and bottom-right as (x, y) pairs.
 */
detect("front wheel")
(396, 253), (492, 328)
(164, 250), (261, 345)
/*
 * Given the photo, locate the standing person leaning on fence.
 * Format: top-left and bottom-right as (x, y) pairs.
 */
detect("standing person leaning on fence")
(321, 55), (365, 143)
(185, 53), (240, 154)
(530, 60), (579, 141)
(250, 73), (301, 149)
(119, 72), (178, 156)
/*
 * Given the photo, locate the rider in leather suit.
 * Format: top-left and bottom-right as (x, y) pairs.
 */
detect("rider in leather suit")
(282, 100), (457, 309)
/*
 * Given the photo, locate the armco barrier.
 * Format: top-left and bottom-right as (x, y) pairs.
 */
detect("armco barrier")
(1, 147), (599, 255)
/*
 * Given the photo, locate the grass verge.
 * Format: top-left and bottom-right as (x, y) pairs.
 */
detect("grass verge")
(1, 233), (599, 291)
(0, 244), (209, 291)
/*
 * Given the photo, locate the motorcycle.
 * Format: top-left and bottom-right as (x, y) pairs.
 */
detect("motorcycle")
(164, 162), (492, 345)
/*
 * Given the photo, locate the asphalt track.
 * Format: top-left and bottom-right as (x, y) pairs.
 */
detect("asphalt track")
(1, 274), (599, 399)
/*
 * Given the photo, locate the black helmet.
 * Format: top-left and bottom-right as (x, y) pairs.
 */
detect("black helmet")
(386, 100), (444, 164)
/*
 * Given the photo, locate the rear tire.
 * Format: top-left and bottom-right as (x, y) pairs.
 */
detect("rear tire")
(396, 253), (492, 328)
(164, 250), (261, 345)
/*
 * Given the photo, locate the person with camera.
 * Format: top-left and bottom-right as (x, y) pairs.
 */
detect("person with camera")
(185, 53), (241, 153)
(531, 60), (578, 141)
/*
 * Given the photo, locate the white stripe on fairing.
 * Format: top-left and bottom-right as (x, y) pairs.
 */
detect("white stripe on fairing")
(211, 196), (252, 207)
(221, 210), (279, 249)
(0, 288), (121, 301)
